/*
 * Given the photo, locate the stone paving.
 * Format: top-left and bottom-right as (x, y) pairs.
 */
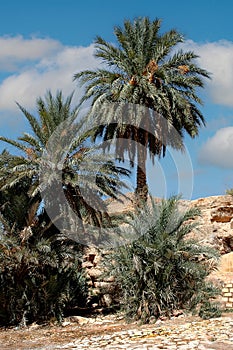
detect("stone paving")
(40, 316), (233, 350)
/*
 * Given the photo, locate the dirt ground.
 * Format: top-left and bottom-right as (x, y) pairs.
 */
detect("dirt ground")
(0, 313), (139, 349)
(0, 314), (130, 349)
(0, 311), (233, 350)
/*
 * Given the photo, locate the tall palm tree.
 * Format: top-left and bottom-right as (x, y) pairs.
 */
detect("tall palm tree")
(74, 17), (210, 201)
(0, 91), (130, 238)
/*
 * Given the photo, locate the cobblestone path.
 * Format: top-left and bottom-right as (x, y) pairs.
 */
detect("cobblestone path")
(36, 317), (233, 349)
(1, 315), (233, 349)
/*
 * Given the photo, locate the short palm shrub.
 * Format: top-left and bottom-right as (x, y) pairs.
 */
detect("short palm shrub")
(0, 232), (88, 326)
(198, 301), (222, 320)
(103, 196), (221, 323)
(226, 188), (233, 196)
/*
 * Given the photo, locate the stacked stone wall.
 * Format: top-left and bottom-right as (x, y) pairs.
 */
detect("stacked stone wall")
(222, 282), (233, 308)
(82, 247), (117, 308)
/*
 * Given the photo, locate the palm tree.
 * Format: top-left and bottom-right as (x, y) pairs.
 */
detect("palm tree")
(74, 17), (210, 201)
(103, 196), (220, 322)
(0, 199), (88, 326)
(0, 91), (130, 239)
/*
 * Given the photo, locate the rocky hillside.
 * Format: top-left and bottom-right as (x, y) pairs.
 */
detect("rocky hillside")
(185, 195), (233, 284)
(107, 193), (233, 255)
(184, 195), (233, 255)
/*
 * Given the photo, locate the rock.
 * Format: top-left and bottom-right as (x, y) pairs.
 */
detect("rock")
(83, 246), (102, 266)
(102, 275), (115, 282)
(213, 232), (233, 254)
(91, 303), (99, 308)
(218, 252), (233, 272)
(87, 268), (102, 279)
(172, 309), (184, 317)
(94, 281), (111, 289)
(82, 261), (94, 269)
(101, 294), (112, 307)
(211, 206), (233, 223)
(186, 195), (233, 254)
(69, 316), (90, 324)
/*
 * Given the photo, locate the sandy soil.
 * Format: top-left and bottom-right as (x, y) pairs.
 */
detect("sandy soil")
(0, 312), (233, 350)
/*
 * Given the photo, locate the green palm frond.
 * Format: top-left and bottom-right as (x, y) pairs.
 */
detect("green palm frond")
(103, 196), (220, 323)
(18, 133), (42, 151)
(16, 103), (46, 145)
(0, 137), (28, 153)
(0, 90), (131, 232)
(74, 17), (210, 200)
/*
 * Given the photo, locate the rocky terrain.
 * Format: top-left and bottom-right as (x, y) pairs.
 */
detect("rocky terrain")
(106, 193), (233, 253)
(1, 311), (233, 349)
(106, 194), (233, 255)
(185, 195), (233, 255)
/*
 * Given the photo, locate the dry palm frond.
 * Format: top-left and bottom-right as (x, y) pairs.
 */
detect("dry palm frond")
(26, 148), (35, 159)
(178, 65), (190, 74)
(143, 59), (158, 75)
(129, 76), (137, 86)
(143, 59), (159, 84)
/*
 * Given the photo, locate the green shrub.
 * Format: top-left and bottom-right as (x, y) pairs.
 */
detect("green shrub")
(226, 188), (233, 196)
(198, 301), (222, 319)
(103, 196), (221, 323)
(0, 233), (88, 326)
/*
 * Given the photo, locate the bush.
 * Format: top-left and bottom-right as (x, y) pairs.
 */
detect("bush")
(0, 233), (88, 326)
(226, 188), (233, 196)
(103, 196), (221, 323)
(198, 301), (222, 319)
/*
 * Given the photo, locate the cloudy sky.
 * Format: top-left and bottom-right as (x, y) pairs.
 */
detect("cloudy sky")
(0, 0), (233, 200)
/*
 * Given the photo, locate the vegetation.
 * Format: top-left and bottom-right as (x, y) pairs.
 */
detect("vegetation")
(0, 91), (130, 233)
(102, 196), (221, 323)
(0, 17), (221, 328)
(0, 90), (130, 326)
(0, 167), (33, 232)
(226, 188), (233, 196)
(74, 17), (210, 201)
(198, 301), (222, 320)
(0, 229), (87, 326)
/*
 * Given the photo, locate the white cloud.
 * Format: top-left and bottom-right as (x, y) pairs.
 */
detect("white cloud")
(2, 35), (233, 119)
(198, 127), (233, 168)
(181, 39), (233, 107)
(0, 37), (98, 112)
(0, 35), (62, 71)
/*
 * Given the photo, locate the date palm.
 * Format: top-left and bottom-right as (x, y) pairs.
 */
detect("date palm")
(103, 195), (220, 322)
(0, 91), (129, 237)
(74, 17), (210, 201)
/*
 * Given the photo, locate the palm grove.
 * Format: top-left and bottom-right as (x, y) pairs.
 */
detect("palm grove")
(0, 18), (221, 326)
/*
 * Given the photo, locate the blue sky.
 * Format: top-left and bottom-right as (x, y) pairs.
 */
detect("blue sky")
(0, 0), (233, 200)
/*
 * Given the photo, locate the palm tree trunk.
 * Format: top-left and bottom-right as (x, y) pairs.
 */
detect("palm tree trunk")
(135, 144), (148, 202)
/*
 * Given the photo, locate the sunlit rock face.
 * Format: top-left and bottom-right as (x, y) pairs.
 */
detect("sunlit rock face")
(185, 195), (233, 254)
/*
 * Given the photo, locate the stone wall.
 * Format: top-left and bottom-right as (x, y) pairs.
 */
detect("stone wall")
(222, 282), (233, 309)
(82, 247), (118, 308)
